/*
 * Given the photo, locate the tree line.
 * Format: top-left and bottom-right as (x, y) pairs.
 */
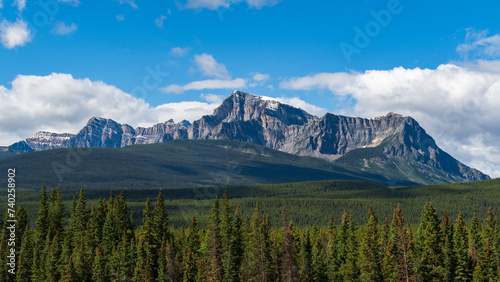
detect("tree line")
(0, 185), (499, 281)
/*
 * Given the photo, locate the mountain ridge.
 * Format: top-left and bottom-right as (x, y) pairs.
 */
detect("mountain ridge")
(9, 90), (490, 184)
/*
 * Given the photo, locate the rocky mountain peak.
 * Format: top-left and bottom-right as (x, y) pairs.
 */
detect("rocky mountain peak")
(8, 90), (490, 184)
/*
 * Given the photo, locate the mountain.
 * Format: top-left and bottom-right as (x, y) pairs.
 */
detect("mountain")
(0, 139), (416, 190)
(8, 90), (489, 185)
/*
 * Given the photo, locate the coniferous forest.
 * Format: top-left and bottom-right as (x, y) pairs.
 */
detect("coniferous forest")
(1, 186), (500, 281)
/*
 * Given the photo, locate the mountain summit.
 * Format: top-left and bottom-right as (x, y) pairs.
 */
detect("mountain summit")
(10, 90), (489, 184)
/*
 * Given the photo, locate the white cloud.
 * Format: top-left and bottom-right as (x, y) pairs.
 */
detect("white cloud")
(119, 0), (138, 9)
(252, 72), (270, 82)
(0, 0), (3, 9)
(161, 78), (246, 94)
(194, 53), (231, 79)
(170, 46), (190, 57)
(249, 72), (270, 87)
(183, 0), (281, 10)
(52, 22), (78, 35)
(457, 29), (500, 60)
(116, 14), (125, 21)
(154, 15), (167, 29)
(200, 93), (223, 104)
(13, 0), (26, 11)
(261, 95), (327, 117)
(0, 19), (31, 49)
(281, 61), (500, 178)
(0, 73), (223, 146)
(57, 0), (80, 6)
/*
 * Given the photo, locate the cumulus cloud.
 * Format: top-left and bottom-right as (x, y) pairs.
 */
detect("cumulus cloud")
(194, 53), (231, 79)
(261, 95), (327, 117)
(0, 19), (31, 49)
(52, 22), (78, 35)
(13, 0), (26, 11)
(182, 0), (281, 10)
(170, 46), (190, 57)
(0, 73), (225, 146)
(161, 78), (246, 94)
(281, 61), (500, 177)
(249, 72), (270, 87)
(457, 29), (500, 60)
(154, 15), (167, 29)
(57, 0), (80, 6)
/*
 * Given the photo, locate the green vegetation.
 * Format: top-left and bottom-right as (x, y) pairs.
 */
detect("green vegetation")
(0, 140), (418, 191)
(5, 178), (500, 229)
(1, 187), (500, 281)
(0, 147), (21, 160)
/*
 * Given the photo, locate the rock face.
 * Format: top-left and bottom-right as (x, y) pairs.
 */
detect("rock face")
(9, 90), (490, 184)
(11, 117), (191, 151)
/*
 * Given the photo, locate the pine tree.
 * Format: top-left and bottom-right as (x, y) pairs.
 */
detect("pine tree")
(45, 233), (63, 282)
(475, 239), (496, 281)
(16, 227), (33, 282)
(299, 231), (313, 280)
(359, 207), (382, 281)
(48, 186), (65, 242)
(153, 190), (169, 252)
(74, 238), (92, 282)
(415, 203), (444, 281)
(158, 242), (180, 282)
(113, 232), (136, 281)
(14, 205), (28, 252)
(184, 215), (201, 282)
(279, 203), (299, 282)
(325, 217), (339, 280)
(454, 212), (472, 281)
(92, 245), (111, 282)
(227, 204), (244, 281)
(339, 213), (360, 281)
(220, 192), (235, 282)
(207, 197), (223, 281)
(441, 209), (455, 281)
(310, 227), (328, 281)
(134, 198), (156, 281)
(35, 185), (50, 244)
(73, 189), (88, 236)
(470, 213), (483, 268)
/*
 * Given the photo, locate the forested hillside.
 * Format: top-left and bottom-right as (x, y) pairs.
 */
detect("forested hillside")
(1, 187), (500, 281)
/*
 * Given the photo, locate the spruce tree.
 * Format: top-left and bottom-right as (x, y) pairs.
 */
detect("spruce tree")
(415, 203), (444, 281)
(207, 197), (223, 281)
(454, 212), (472, 281)
(470, 213), (483, 268)
(153, 190), (169, 246)
(299, 231), (313, 280)
(92, 245), (111, 282)
(339, 213), (360, 281)
(35, 185), (50, 244)
(184, 215), (200, 282)
(16, 227), (33, 282)
(280, 203), (299, 282)
(157, 242), (180, 282)
(134, 198), (155, 281)
(441, 209), (456, 281)
(359, 207), (382, 281)
(388, 204), (413, 281)
(48, 186), (65, 242)
(45, 233), (63, 282)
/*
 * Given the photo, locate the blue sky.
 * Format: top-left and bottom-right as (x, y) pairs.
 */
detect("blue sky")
(0, 0), (499, 177)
